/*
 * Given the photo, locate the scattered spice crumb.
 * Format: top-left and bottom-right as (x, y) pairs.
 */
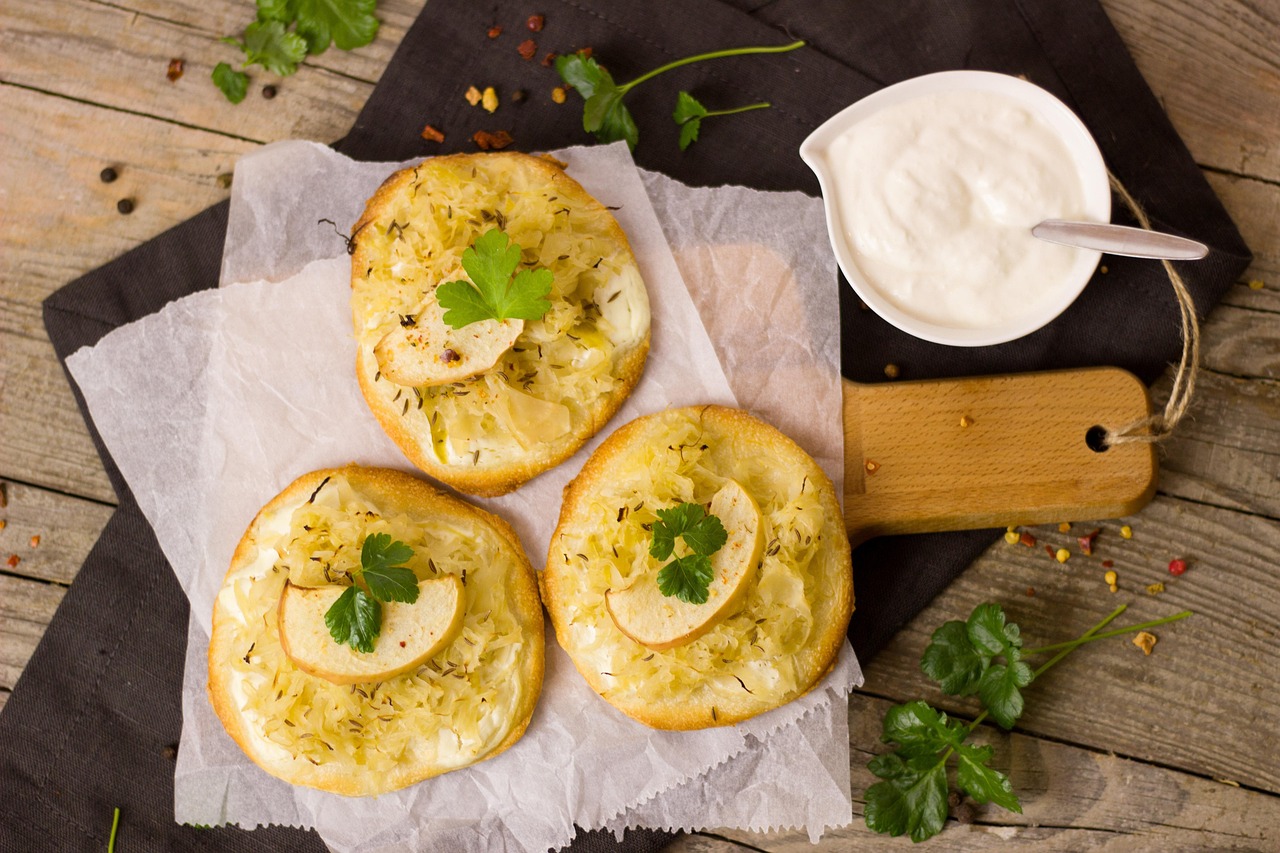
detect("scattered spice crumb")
(1004, 529), (1020, 545)
(420, 124), (445, 143)
(262, 84), (278, 100)
(481, 86), (499, 112)
(1055, 548), (1071, 563)
(441, 348), (460, 363)
(1020, 532), (1037, 547)
(0, 521), (5, 532)
(1104, 569), (1118, 591)
(116, 198), (135, 215)
(959, 414), (974, 428)
(541, 51), (558, 67)
(1146, 581), (1165, 595)
(1120, 524), (1133, 539)
(526, 13), (545, 31)
(577, 46), (593, 59)
(1058, 522), (1072, 533)
(162, 743), (178, 760)
(1044, 544), (1056, 558)
(518, 38), (538, 60)
(166, 58), (184, 82)
(1078, 528), (1101, 556)
(1168, 558), (1188, 576)
(1247, 279), (1264, 290)
(216, 172), (234, 189)
(399, 641), (407, 648)
(1215, 777), (1242, 787)
(465, 85), (483, 106)
(472, 130), (514, 150)
(1100, 265), (1109, 274)
(511, 88), (528, 103)
(487, 24), (503, 38)
(883, 363), (900, 379)
(1025, 587), (1035, 597)
(864, 459), (880, 474)
(1132, 631), (1157, 655)
(1101, 559), (1114, 569)
(954, 801), (976, 825)
(29, 535), (40, 548)
(551, 86), (567, 104)
(6, 555), (17, 568)
(100, 167), (119, 184)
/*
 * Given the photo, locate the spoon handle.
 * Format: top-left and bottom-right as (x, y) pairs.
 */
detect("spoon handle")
(1032, 220), (1209, 260)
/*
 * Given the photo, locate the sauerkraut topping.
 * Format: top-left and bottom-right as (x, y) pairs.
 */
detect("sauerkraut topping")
(352, 157), (650, 466)
(218, 475), (531, 774)
(553, 412), (846, 710)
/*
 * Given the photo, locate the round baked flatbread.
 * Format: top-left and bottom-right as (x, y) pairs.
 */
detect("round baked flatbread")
(351, 152), (651, 497)
(208, 466), (544, 796)
(544, 406), (853, 730)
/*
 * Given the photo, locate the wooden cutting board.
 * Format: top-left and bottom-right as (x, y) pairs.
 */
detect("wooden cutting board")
(842, 367), (1157, 545)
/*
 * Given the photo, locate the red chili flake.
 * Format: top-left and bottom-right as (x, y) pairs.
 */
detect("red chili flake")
(518, 38), (538, 60)
(1078, 528), (1101, 556)
(1101, 559), (1114, 568)
(541, 51), (558, 67)
(579, 46), (592, 58)
(29, 535), (41, 548)
(166, 58), (184, 82)
(472, 130), (514, 150)
(487, 25), (503, 38)
(1019, 532), (1037, 547)
(399, 641), (407, 648)
(527, 14), (545, 31)
(441, 348), (460, 363)
(6, 555), (18, 568)
(1044, 545), (1056, 558)
(1025, 587), (1035, 597)
(1168, 558), (1188, 576)
(420, 124), (445, 143)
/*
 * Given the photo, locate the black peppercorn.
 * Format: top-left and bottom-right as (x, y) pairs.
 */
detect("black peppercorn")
(100, 167), (118, 183)
(511, 88), (528, 103)
(117, 198), (135, 215)
(262, 85), (278, 99)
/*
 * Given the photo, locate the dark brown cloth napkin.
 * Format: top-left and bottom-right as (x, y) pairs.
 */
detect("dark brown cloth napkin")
(2, 0), (1250, 850)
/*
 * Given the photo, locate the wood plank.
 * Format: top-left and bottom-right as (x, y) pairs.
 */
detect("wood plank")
(1198, 304), (1280, 381)
(1, 0), (370, 144)
(1102, 0), (1280, 185)
(0, 481), (114, 586)
(861, 494), (1280, 793)
(0, 574), (66, 691)
(673, 694), (1280, 851)
(1209, 171), (1280, 310)
(0, 688), (8, 714)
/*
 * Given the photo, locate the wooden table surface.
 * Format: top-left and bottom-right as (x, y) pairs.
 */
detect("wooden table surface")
(2, 1), (1277, 849)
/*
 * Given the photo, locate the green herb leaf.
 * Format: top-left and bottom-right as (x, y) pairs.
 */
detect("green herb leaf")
(673, 90), (709, 124)
(324, 585), (382, 653)
(678, 119), (701, 151)
(360, 532), (414, 577)
(555, 52), (614, 100)
(921, 619), (990, 695)
(212, 62), (250, 103)
(978, 660), (1033, 729)
(241, 20), (308, 76)
(955, 742), (1022, 813)
(436, 229), (553, 329)
(255, 0), (290, 22)
(361, 565), (420, 604)
(881, 700), (962, 755)
(967, 602), (1023, 660)
(288, 0), (380, 54)
(656, 554), (714, 604)
(864, 752), (949, 842)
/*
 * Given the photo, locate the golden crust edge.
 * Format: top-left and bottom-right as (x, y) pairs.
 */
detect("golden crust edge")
(208, 465), (545, 796)
(544, 405), (854, 731)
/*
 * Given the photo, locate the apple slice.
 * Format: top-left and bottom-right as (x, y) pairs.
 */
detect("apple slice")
(374, 295), (522, 387)
(606, 479), (765, 651)
(278, 575), (464, 685)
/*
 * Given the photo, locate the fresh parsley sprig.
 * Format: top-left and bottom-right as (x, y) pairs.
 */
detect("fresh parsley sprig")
(649, 503), (727, 604)
(323, 533), (419, 653)
(555, 41), (804, 151)
(214, 0), (380, 103)
(673, 91), (771, 151)
(436, 228), (554, 329)
(865, 602), (1192, 842)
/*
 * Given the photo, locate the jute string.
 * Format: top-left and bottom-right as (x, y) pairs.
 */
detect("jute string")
(1100, 172), (1201, 447)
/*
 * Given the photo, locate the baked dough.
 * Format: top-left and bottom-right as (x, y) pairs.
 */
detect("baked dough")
(208, 466), (544, 796)
(544, 406), (853, 730)
(350, 153), (651, 497)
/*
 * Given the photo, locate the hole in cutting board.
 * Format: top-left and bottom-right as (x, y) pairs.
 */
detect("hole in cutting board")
(1085, 425), (1109, 453)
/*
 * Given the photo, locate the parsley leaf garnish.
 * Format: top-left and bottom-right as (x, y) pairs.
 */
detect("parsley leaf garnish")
(212, 62), (250, 104)
(650, 503), (727, 604)
(323, 532), (419, 653)
(436, 229), (553, 329)
(866, 601), (1194, 842)
(231, 20), (308, 77)
(672, 91), (771, 151)
(556, 41), (803, 151)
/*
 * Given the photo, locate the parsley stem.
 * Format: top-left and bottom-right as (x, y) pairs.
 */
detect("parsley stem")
(703, 101), (771, 118)
(108, 806), (121, 853)
(618, 41), (805, 94)
(1024, 610), (1192, 658)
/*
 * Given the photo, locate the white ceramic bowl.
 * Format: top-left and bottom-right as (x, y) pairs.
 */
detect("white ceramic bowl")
(800, 70), (1111, 347)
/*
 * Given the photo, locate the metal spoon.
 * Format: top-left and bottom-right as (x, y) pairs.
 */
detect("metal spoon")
(1032, 220), (1209, 260)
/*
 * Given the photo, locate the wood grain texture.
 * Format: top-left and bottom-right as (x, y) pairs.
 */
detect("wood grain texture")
(0, 574), (66, 691)
(0, 481), (114, 586)
(843, 369), (1156, 542)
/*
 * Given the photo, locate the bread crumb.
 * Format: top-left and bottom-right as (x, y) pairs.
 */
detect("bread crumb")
(1132, 631), (1157, 655)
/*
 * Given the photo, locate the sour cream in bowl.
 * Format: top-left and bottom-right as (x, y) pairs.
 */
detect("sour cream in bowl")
(800, 71), (1110, 347)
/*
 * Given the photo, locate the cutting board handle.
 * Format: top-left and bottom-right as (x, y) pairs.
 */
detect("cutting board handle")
(842, 368), (1157, 546)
